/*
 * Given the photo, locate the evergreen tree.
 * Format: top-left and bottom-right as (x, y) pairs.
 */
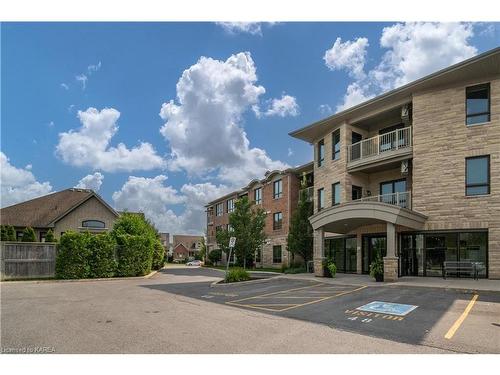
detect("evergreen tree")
(287, 176), (314, 265)
(21, 227), (37, 242)
(6, 226), (17, 241)
(1, 226), (7, 241)
(45, 229), (56, 242)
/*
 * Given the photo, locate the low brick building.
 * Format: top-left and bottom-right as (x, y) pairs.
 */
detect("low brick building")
(205, 162), (313, 268)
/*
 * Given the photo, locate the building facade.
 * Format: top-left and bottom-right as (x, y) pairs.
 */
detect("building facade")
(0, 188), (119, 241)
(205, 162), (314, 268)
(290, 48), (500, 280)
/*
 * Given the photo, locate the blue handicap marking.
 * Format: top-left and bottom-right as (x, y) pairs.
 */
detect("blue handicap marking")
(356, 301), (418, 316)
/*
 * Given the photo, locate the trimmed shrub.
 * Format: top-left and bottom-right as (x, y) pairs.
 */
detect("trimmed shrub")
(152, 240), (165, 270)
(1, 226), (7, 241)
(45, 229), (56, 243)
(55, 231), (92, 279)
(21, 227), (36, 242)
(225, 267), (250, 283)
(88, 233), (117, 278)
(116, 234), (154, 277)
(284, 266), (307, 274)
(6, 226), (16, 241)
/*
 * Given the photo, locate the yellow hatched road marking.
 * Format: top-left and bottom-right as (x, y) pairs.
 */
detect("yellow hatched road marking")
(226, 282), (322, 304)
(444, 294), (478, 339)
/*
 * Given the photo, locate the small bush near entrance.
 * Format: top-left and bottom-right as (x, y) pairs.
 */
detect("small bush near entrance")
(369, 256), (384, 281)
(327, 262), (337, 278)
(225, 267), (250, 283)
(152, 240), (165, 270)
(21, 227), (37, 242)
(56, 231), (92, 279)
(87, 233), (117, 278)
(115, 234), (154, 277)
(283, 266), (306, 274)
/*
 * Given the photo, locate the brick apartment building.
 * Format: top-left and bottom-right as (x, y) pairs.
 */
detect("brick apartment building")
(290, 47), (500, 280)
(206, 162), (313, 268)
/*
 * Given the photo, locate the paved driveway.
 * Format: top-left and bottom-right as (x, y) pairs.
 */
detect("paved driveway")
(1, 266), (498, 353)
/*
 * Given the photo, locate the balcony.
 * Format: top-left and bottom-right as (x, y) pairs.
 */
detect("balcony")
(355, 191), (411, 209)
(347, 126), (412, 172)
(300, 186), (314, 202)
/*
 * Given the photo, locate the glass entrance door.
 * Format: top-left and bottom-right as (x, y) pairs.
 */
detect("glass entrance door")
(362, 235), (387, 274)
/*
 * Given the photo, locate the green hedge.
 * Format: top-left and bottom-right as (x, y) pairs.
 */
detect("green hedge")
(55, 231), (92, 279)
(152, 240), (165, 270)
(88, 233), (117, 278)
(115, 234), (154, 277)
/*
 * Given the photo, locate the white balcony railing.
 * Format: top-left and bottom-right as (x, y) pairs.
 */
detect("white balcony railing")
(300, 186), (314, 202)
(356, 191), (411, 209)
(348, 126), (412, 163)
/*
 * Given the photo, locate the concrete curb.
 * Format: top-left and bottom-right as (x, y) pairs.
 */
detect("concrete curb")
(210, 277), (278, 288)
(279, 274), (500, 293)
(203, 267), (282, 275)
(0, 270), (160, 284)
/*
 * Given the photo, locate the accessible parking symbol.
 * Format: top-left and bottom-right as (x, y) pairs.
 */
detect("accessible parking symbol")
(356, 301), (418, 316)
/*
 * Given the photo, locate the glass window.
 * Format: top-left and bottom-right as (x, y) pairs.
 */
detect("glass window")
(226, 199), (234, 213)
(254, 188), (262, 205)
(466, 83), (490, 125)
(425, 233), (457, 277)
(40, 232), (47, 242)
(227, 224), (233, 232)
(332, 129), (341, 160)
(273, 179), (283, 199)
(273, 212), (283, 230)
(216, 203), (224, 216)
(273, 245), (282, 263)
(380, 179), (407, 207)
(332, 182), (341, 206)
(317, 139), (325, 167)
(466, 156), (490, 196)
(317, 188), (325, 211)
(459, 232), (487, 278)
(82, 220), (105, 228)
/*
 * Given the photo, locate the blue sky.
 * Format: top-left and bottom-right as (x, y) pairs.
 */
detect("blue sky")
(1, 22), (498, 234)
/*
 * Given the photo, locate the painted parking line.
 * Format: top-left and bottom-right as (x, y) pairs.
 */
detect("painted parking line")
(226, 284), (367, 312)
(444, 294), (479, 340)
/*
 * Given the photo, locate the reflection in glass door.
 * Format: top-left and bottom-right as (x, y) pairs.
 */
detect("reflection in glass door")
(362, 235), (387, 274)
(425, 233), (457, 277)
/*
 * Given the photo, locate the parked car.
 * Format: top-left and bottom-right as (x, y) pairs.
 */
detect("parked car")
(186, 260), (203, 266)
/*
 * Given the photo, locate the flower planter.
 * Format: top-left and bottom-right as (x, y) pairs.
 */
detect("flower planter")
(374, 274), (384, 282)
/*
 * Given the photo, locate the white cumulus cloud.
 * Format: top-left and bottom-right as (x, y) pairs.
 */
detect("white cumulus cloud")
(324, 37), (369, 79)
(326, 22), (478, 112)
(159, 52), (288, 186)
(75, 172), (104, 191)
(216, 22), (264, 35)
(56, 107), (165, 173)
(258, 94), (300, 118)
(112, 176), (230, 234)
(0, 152), (53, 208)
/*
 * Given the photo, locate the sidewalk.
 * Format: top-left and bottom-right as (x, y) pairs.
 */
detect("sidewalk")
(280, 272), (500, 292)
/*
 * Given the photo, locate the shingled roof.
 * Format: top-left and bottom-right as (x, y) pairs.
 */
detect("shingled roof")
(0, 188), (118, 228)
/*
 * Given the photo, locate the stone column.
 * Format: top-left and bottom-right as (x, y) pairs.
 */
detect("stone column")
(383, 222), (398, 282)
(313, 227), (325, 276)
(356, 233), (362, 274)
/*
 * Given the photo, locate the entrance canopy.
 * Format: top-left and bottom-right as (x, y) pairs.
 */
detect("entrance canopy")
(309, 201), (427, 234)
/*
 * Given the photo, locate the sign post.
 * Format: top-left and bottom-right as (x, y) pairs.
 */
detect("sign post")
(225, 237), (236, 280)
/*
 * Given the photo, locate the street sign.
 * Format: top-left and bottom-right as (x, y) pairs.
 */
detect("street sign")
(229, 237), (236, 248)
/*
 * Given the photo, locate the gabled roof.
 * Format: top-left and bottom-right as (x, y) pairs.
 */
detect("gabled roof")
(173, 243), (189, 253)
(0, 188), (119, 228)
(290, 47), (500, 143)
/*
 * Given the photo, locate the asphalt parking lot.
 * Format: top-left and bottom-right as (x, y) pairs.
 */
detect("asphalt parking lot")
(148, 268), (500, 353)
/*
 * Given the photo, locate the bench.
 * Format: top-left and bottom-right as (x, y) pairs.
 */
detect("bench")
(443, 261), (481, 280)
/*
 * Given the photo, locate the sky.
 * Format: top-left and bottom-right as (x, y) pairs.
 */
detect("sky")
(1, 22), (499, 235)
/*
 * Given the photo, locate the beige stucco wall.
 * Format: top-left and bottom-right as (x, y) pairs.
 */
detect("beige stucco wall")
(412, 75), (500, 278)
(54, 196), (118, 238)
